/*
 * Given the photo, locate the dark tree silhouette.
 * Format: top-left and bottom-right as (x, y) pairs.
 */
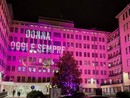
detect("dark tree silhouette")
(52, 51), (82, 94)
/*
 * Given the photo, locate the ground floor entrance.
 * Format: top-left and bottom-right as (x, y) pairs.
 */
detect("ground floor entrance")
(0, 81), (50, 97)
(101, 84), (130, 95)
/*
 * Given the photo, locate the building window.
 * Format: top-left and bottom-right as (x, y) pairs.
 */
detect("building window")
(88, 70), (91, 75)
(101, 70), (103, 75)
(67, 34), (70, 39)
(7, 66), (10, 71)
(123, 14), (125, 20)
(79, 35), (82, 40)
(79, 52), (82, 56)
(84, 36), (86, 40)
(79, 43), (82, 48)
(22, 77), (25, 82)
(71, 34), (74, 39)
(32, 77), (36, 82)
(17, 76), (21, 82)
(54, 32), (61, 38)
(28, 77), (31, 82)
(71, 43), (74, 47)
(63, 34), (66, 38)
(93, 70), (95, 75)
(76, 43), (78, 48)
(127, 59), (130, 66)
(87, 53), (90, 57)
(21, 28), (24, 33)
(76, 52), (78, 56)
(10, 27), (14, 32)
(85, 78), (87, 83)
(12, 56), (16, 61)
(87, 36), (89, 40)
(38, 77), (41, 82)
(84, 52), (86, 57)
(43, 77), (46, 82)
(12, 66), (15, 71)
(79, 60), (82, 65)
(128, 72), (130, 79)
(15, 28), (18, 33)
(126, 12), (128, 18)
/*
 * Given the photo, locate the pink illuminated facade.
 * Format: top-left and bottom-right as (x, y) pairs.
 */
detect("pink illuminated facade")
(0, 0), (11, 77)
(101, 4), (130, 93)
(0, 0), (130, 94)
(7, 19), (109, 93)
(116, 4), (130, 91)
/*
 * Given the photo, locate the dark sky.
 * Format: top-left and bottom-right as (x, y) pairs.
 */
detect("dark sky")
(6, 0), (129, 32)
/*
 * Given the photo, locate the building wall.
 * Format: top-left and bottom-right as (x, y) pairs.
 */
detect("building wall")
(107, 29), (122, 85)
(5, 19), (109, 92)
(117, 5), (130, 86)
(0, 0), (11, 78)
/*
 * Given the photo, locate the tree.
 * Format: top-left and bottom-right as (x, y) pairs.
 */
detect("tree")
(52, 51), (82, 94)
(27, 90), (46, 98)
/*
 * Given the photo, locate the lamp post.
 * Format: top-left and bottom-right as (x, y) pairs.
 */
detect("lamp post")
(42, 58), (54, 94)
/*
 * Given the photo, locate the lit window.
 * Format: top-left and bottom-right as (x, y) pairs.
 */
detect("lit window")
(18, 67), (21, 72)
(32, 68), (36, 72)
(28, 67), (32, 72)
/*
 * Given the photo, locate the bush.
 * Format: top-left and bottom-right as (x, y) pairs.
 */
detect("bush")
(72, 92), (85, 98)
(116, 91), (130, 98)
(27, 90), (46, 98)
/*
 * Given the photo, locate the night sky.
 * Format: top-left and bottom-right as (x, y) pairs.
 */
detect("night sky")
(6, 0), (130, 32)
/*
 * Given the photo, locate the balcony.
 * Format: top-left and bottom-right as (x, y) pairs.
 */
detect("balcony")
(109, 72), (122, 77)
(107, 34), (120, 43)
(101, 80), (123, 86)
(108, 52), (121, 60)
(108, 62), (122, 68)
(108, 43), (120, 51)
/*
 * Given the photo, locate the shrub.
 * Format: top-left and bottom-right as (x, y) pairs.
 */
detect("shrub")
(116, 91), (130, 98)
(27, 90), (46, 98)
(72, 92), (85, 98)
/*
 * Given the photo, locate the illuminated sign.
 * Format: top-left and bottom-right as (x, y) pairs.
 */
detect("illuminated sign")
(26, 30), (51, 40)
(10, 29), (65, 54)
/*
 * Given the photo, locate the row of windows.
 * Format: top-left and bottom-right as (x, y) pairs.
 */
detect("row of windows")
(10, 27), (106, 42)
(108, 58), (122, 67)
(7, 53), (107, 64)
(108, 49), (121, 59)
(7, 65), (107, 75)
(7, 66), (52, 73)
(108, 41), (120, 51)
(7, 56), (107, 67)
(84, 69), (107, 75)
(79, 60), (106, 66)
(6, 76), (51, 83)
(108, 78), (122, 84)
(63, 42), (106, 50)
(109, 68), (121, 75)
(84, 78), (107, 84)
(75, 52), (106, 58)
(123, 9), (130, 20)
(107, 32), (119, 43)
